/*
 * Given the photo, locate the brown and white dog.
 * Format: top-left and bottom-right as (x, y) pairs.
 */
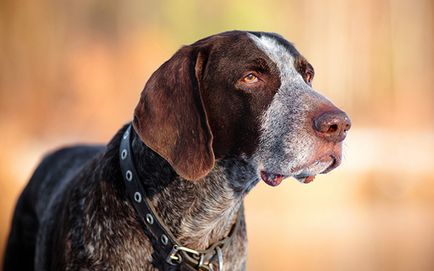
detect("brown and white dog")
(4, 31), (351, 270)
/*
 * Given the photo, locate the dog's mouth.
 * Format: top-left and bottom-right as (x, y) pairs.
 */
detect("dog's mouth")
(260, 155), (339, 186)
(260, 171), (287, 186)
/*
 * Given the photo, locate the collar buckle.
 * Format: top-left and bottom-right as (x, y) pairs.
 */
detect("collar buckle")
(166, 244), (224, 271)
(166, 245), (200, 265)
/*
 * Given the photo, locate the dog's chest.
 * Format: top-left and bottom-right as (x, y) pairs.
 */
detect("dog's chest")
(67, 199), (246, 271)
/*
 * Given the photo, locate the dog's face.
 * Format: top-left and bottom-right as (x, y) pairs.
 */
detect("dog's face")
(134, 31), (351, 185)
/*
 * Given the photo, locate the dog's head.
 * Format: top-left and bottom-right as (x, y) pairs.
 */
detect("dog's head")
(133, 31), (351, 185)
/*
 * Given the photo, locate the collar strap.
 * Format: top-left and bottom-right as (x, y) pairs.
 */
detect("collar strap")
(119, 124), (241, 271)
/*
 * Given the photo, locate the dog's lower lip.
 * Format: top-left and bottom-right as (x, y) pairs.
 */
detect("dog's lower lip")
(320, 156), (338, 174)
(295, 174), (316, 184)
(260, 171), (287, 186)
(304, 175), (315, 183)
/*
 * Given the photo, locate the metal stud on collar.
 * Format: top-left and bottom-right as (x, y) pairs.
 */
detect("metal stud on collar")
(121, 149), (128, 160)
(161, 234), (169, 245)
(125, 170), (133, 181)
(146, 213), (154, 224)
(134, 192), (142, 203)
(123, 129), (129, 139)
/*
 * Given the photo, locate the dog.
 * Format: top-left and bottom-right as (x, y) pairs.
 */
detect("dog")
(4, 30), (351, 271)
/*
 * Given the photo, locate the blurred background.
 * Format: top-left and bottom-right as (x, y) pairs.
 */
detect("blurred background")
(1, 0), (433, 270)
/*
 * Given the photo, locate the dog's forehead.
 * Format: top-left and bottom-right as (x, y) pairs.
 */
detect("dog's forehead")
(246, 32), (303, 83)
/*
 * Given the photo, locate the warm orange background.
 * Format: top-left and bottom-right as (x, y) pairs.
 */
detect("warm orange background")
(1, 0), (434, 270)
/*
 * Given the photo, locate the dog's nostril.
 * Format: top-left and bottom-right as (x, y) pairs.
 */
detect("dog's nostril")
(343, 119), (351, 132)
(313, 111), (351, 142)
(328, 124), (338, 133)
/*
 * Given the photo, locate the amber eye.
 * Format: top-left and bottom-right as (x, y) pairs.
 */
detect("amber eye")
(242, 73), (259, 83)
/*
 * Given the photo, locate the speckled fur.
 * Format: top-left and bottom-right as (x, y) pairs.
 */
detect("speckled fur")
(248, 33), (338, 180)
(4, 31), (348, 271)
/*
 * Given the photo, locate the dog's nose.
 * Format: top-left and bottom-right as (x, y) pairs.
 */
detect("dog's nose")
(313, 111), (351, 142)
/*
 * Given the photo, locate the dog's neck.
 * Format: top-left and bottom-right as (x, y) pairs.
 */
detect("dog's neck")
(120, 128), (259, 250)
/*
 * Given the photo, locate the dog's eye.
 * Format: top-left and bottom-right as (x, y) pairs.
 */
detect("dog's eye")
(242, 73), (259, 84)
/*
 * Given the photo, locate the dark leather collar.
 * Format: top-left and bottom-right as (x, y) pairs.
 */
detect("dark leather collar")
(119, 124), (241, 271)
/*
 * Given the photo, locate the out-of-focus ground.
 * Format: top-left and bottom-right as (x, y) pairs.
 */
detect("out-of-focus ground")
(1, 0), (433, 270)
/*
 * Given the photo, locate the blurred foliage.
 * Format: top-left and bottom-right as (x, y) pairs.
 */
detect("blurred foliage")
(1, 0), (434, 270)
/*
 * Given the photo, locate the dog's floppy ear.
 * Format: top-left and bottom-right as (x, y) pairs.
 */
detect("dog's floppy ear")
(133, 46), (214, 181)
